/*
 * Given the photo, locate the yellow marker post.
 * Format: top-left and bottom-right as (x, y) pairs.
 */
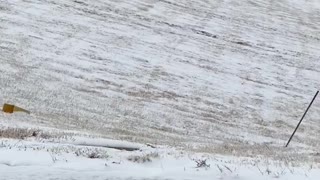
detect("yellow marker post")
(2, 103), (30, 114)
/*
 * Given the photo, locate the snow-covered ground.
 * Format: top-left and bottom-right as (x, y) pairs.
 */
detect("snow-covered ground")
(0, 131), (320, 180)
(1, 0), (320, 179)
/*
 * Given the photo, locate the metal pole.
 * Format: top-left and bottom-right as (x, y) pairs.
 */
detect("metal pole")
(285, 90), (319, 147)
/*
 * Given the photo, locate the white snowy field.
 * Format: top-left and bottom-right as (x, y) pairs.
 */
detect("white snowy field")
(1, 0), (320, 179)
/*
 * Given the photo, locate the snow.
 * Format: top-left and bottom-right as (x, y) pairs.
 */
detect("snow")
(1, 138), (320, 180)
(1, 0), (320, 179)
(62, 136), (142, 150)
(0, 150), (53, 166)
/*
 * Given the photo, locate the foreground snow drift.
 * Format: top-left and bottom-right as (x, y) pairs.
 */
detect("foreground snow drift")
(1, 137), (320, 180)
(1, 0), (320, 179)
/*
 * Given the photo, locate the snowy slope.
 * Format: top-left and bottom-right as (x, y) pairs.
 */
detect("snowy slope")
(1, 0), (320, 161)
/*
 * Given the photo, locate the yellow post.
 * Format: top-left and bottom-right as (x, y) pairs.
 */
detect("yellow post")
(2, 103), (30, 114)
(3, 104), (14, 113)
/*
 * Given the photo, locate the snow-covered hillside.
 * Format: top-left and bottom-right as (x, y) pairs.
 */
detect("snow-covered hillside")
(1, 0), (320, 168)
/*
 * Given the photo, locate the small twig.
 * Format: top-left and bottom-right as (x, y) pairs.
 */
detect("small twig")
(146, 143), (156, 148)
(257, 165), (264, 175)
(224, 165), (233, 173)
(216, 164), (223, 173)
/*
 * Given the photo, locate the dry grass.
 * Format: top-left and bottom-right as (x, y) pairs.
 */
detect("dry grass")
(127, 152), (159, 163)
(0, 127), (77, 141)
(0, 128), (52, 139)
(75, 148), (108, 159)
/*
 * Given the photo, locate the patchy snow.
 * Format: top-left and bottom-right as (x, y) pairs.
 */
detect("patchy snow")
(1, 0), (320, 151)
(1, 0), (320, 179)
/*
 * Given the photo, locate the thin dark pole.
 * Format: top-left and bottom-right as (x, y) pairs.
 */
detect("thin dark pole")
(285, 90), (319, 147)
